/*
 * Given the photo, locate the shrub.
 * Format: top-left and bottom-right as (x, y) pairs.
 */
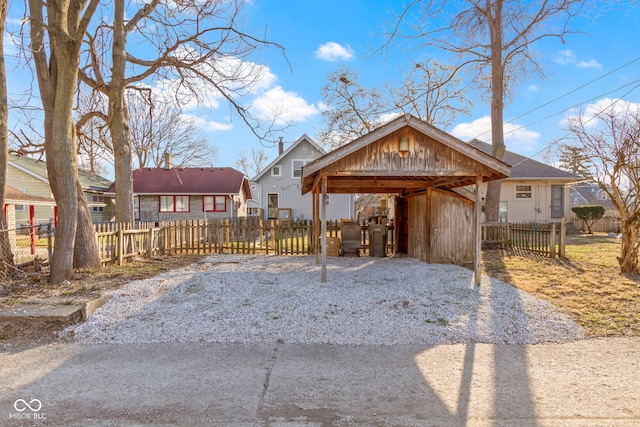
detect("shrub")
(572, 205), (605, 234)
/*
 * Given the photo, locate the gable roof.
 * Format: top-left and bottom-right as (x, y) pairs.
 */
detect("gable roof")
(571, 183), (615, 209)
(302, 114), (510, 194)
(106, 167), (252, 198)
(8, 153), (113, 192)
(5, 186), (57, 206)
(253, 134), (325, 181)
(467, 140), (581, 181)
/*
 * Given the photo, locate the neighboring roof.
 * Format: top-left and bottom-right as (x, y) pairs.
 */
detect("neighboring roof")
(4, 186), (56, 206)
(302, 114), (510, 195)
(468, 140), (581, 181)
(8, 153), (112, 192)
(106, 167), (252, 198)
(571, 183), (616, 209)
(253, 134), (326, 181)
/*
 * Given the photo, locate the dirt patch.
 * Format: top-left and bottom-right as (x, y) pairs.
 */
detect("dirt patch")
(0, 254), (205, 350)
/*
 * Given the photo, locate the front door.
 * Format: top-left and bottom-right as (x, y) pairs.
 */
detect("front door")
(268, 193), (279, 219)
(551, 185), (564, 218)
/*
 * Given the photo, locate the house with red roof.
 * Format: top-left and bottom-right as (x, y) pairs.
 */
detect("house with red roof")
(106, 155), (252, 222)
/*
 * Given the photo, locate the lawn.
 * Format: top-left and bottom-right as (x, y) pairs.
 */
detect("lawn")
(480, 233), (640, 337)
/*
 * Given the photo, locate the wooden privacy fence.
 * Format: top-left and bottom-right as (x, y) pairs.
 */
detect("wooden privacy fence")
(481, 219), (567, 258)
(94, 219), (396, 265)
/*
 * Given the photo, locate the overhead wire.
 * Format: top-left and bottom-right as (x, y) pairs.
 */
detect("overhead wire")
(472, 55), (640, 140)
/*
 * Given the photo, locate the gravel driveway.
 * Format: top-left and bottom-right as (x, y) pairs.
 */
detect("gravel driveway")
(66, 254), (585, 345)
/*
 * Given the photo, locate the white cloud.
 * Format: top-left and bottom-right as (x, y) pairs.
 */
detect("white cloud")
(577, 59), (602, 69)
(315, 42), (354, 61)
(563, 98), (640, 127)
(553, 49), (601, 69)
(181, 113), (234, 132)
(451, 116), (541, 152)
(526, 84), (541, 94)
(151, 48), (278, 111)
(554, 49), (576, 65)
(251, 86), (320, 125)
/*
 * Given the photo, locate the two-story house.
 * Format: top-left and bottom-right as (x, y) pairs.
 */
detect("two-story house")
(249, 135), (354, 221)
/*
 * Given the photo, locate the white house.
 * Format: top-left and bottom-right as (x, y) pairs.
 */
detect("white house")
(249, 135), (354, 221)
(469, 140), (582, 222)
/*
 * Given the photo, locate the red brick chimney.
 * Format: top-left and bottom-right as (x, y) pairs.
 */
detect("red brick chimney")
(278, 137), (284, 155)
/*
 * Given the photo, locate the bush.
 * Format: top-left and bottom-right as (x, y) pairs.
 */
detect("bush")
(571, 205), (605, 234)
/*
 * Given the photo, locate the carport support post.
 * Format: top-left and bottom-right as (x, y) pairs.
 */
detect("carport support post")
(321, 175), (327, 283)
(474, 176), (482, 285)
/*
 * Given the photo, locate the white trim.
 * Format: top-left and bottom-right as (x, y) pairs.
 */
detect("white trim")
(8, 161), (49, 183)
(271, 164), (282, 177)
(291, 159), (310, 179)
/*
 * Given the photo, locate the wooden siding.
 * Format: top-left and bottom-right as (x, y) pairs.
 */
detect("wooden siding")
(324, 130), (485, 176)
(407, 191), (429, 262)
(430, 189), (475, 263)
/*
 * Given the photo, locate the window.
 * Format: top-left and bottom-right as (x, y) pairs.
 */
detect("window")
(14, 188), (26, 212)
(159, 195), (190, 212)
(515, 185), (532, 199)
(271, 165), (281, 177)
(325, 194), (331, 206)
(291, 160), (309, 178)
(203, 195), (226, 212)
(499, 201), (508, 222)
(91, 194), (104, 212)
(134, 196), (140, 220)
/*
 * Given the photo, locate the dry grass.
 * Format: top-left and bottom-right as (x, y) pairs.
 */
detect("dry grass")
(480, 233), (640, 337)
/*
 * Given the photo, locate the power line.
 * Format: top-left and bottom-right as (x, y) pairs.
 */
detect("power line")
(473, 55), (640, 140)
(511, 80), (640, 167)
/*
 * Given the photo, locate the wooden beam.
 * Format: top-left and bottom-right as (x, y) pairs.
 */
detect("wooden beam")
(323, 170), (481, 177)
(474, 176), (482, 286)
(321, 175), (327, 283)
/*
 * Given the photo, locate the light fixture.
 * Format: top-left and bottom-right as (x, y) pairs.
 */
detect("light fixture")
(398, 136), (410, 155)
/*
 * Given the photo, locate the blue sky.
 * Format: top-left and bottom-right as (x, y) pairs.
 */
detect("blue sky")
(6, 1), (640, 176)
(202, 1), (640, 168)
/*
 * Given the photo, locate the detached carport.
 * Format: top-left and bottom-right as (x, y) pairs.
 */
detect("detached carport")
(301, 114), (510, 283)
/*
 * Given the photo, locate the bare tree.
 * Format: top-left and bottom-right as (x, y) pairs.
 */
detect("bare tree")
(387, 0), (583, 220)
(564, 101), (640, 274)
(236, 147), (269, 179)
(318, 66), (386, 149)
(27, 0), (102, 283)
(389, 59), (471, 129)
(0, 0), (14, 273)
(126, 89), (218, 169)
(79, 0), (287, 224)
(75, 90), (111, 175)
(318, 62), (470, 150)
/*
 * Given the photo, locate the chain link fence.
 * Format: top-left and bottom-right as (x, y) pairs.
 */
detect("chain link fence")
(0, 223), (53, 284)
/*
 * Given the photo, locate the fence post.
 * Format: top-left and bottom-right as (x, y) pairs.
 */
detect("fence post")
(559, 217), (567, 258)
(47, 220), (53, 265)
(147, 227), (154, 258)
(550, 222), (557, 258)
(117, 228), (124, 266)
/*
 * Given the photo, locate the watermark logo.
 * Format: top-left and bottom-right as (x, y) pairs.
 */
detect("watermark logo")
(9, 398), (46, 420)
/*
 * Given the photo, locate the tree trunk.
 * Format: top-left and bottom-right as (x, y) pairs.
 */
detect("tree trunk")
(0, 0), (13, 272)
(618, 220), (639, 274)
(485, 0), (506, 223)
(46, 71), (80, 283)
(74, 181), (101, 269)
(28, 0), (101, 283)
(111, 0), (135, 224)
